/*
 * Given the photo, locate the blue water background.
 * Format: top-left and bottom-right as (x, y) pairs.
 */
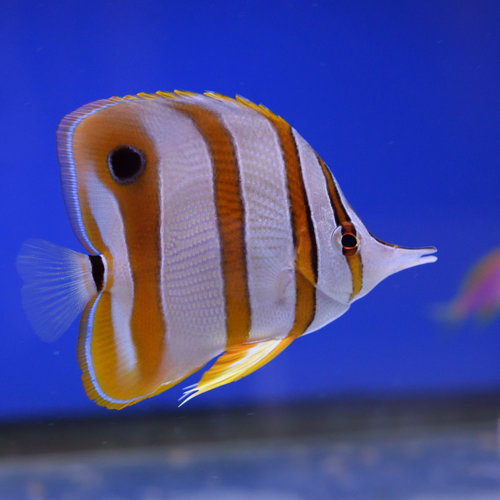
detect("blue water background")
(1, 0), (499, 421)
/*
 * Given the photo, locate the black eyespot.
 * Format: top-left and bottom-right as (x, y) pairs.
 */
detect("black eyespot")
(108, 145), (145, 184)
(341, 233), (358, 249)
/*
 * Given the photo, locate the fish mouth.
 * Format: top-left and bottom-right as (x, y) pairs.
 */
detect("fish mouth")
(406, 245), (438, 268)
(370, 231), (437, 268)
(384, 244), (438, 274)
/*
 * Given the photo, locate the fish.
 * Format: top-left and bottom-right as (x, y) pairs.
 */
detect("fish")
(438, 248), (500, 323)
(16, 91), (437, 409)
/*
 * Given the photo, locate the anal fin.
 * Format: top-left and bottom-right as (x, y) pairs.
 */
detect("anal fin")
(179, 337), (295, 405)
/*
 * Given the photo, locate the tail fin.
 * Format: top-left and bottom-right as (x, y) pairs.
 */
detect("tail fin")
(16, 239), (97, 342)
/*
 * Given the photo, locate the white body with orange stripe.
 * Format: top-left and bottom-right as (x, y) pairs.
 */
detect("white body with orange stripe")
(17, 91), (437, 408)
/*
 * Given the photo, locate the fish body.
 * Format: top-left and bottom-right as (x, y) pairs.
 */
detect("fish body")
(17, 91), (437, 408)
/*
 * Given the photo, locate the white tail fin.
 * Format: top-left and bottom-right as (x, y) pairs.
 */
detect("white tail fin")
(16, 239), (97, 342)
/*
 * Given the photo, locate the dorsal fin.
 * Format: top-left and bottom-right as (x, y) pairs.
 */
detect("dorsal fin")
(179, 337), (295, 405)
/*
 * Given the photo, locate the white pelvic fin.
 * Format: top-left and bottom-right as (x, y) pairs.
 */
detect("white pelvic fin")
(16, 239), (97, 342)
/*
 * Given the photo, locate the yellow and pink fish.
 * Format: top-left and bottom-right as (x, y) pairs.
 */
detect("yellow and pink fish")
(439, 249), (500, 323)
(17, 91), (437, 408)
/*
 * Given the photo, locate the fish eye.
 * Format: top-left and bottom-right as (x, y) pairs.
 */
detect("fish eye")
(341, 232), (358, 250)
(341, 232), (359, 256)
(332, 224), (360, 256)
(108, 145), (146, 184)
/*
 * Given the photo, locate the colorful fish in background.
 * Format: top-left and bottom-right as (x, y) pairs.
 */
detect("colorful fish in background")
(16, 91), (437, 409)
(439, 249), (500, 323)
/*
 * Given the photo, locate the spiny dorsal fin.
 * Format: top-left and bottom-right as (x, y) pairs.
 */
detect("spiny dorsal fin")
(93, 91), (292, 130)
(179, 337), (295, 406)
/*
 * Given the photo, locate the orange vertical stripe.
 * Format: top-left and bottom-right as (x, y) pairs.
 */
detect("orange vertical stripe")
(171, 101), (251, 346)
(316, 154), (363, 299)
(258, 112), (317, 338)
(71, 102), (166, 388)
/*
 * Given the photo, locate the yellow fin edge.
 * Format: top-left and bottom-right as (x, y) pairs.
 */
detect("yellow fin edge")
(102, 90), (287, 125)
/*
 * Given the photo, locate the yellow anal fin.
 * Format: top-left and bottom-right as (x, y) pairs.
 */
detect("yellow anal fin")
(179, 337), (295, 405)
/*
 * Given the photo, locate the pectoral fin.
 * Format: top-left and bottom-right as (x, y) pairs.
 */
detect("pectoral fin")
(179, 336), (295, 405)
